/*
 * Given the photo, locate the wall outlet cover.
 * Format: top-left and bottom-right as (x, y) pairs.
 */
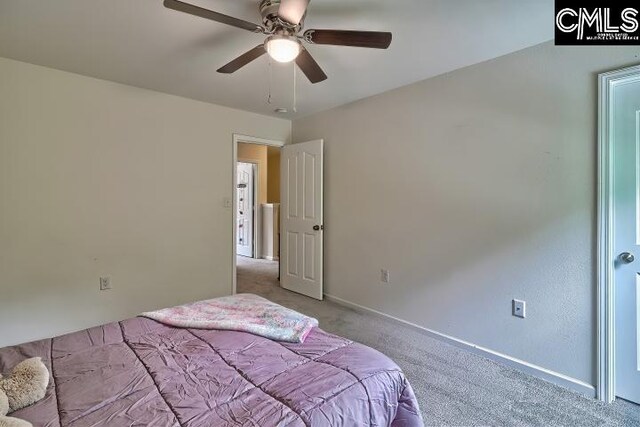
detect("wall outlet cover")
(100, 277), (112, 291)
(512, 299), (526, 318)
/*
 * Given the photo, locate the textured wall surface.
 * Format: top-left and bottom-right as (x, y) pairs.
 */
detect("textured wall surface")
(293, 42), (640, 386)
(0, 57), (290, 347)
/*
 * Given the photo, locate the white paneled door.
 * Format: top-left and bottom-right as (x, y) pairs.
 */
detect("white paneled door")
(280, 140), (323, 300)
(237, 162), (255, 258)
(612, 71), (640, 405)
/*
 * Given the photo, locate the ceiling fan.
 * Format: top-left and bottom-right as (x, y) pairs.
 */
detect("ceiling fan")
(163, 0), (392, 84)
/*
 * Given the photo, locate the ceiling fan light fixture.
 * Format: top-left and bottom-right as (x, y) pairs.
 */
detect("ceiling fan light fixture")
(265, 35), (301, 63)
(165, 0), (393, 84)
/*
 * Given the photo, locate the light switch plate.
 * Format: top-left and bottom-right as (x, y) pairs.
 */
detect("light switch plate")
(381, 269), (390, 284)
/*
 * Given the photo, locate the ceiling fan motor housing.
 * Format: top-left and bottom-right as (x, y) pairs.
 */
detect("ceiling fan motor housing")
(259, 0), (303, 32)
(259, 0), (279, 20)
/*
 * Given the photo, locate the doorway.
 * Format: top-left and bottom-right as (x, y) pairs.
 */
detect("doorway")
(598, 64), (640, 405)
(232, 135), (284, 296)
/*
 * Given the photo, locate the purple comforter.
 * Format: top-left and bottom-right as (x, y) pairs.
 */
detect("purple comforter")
(0, 317), (423, 426)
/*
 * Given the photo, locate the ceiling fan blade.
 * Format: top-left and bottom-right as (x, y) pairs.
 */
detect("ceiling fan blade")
(278, 0), (310, 26)
(304, 29), (392, 49)
(164, 0), (264, 33)
(217, 45), (266, 74)
(295, 47), (327, 84)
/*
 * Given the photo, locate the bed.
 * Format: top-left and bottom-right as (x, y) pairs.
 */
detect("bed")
(0, 314), (423, 426)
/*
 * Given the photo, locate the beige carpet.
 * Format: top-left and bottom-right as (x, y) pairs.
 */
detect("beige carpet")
(236, 256), (640, 427)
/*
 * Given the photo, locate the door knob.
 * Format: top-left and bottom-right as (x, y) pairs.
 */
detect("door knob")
(313, 225), (320, 231)
(620, 252), (635, 264)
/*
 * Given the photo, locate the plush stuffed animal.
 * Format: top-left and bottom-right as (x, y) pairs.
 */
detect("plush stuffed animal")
(0, 389), (8, 419)
(0, 405), (32, 427)
(0, 358), (50, 427)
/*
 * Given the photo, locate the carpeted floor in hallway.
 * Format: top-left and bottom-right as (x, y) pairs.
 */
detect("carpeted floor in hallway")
(236, 256), (640, 427)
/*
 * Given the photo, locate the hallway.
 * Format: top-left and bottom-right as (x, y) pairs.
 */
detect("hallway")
(236, 256), (279, 290)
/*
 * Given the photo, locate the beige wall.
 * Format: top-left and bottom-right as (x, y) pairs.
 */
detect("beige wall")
(293, 42), (640, 388)
(267, 146), (281, 203)
(0, 57), (290, 347)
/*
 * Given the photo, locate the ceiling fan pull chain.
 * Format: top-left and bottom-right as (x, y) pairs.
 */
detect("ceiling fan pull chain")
(293, 62), (297, 113)
(267, 57), (273, 105)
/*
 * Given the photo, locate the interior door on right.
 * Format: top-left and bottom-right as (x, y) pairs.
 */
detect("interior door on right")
(280, 140), (323, 300)
(612, 70), (640, 405)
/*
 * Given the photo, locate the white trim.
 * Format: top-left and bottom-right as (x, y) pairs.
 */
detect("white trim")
(232, 134), (285, 296)
(324, 293), (597, 398)
(262, 256), (280, 261)
(597, 64), (640, 403)
(234, 134), (286, 147)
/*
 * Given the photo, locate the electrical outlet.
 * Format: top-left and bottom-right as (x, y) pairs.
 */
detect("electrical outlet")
(512, 299), (526, 318)
(100, 276), (112, 291)
(381, 269), (390, 284)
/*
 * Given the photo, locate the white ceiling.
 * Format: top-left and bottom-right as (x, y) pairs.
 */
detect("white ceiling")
(0, 0), (554, 118)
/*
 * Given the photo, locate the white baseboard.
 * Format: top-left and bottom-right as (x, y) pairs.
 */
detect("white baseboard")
(262, 256), (279, 261)
(324, 293), (596, 399)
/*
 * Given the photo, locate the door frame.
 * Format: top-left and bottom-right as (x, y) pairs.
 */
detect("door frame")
(597, 63), (640, 403)
(232, 134), (285, 295)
